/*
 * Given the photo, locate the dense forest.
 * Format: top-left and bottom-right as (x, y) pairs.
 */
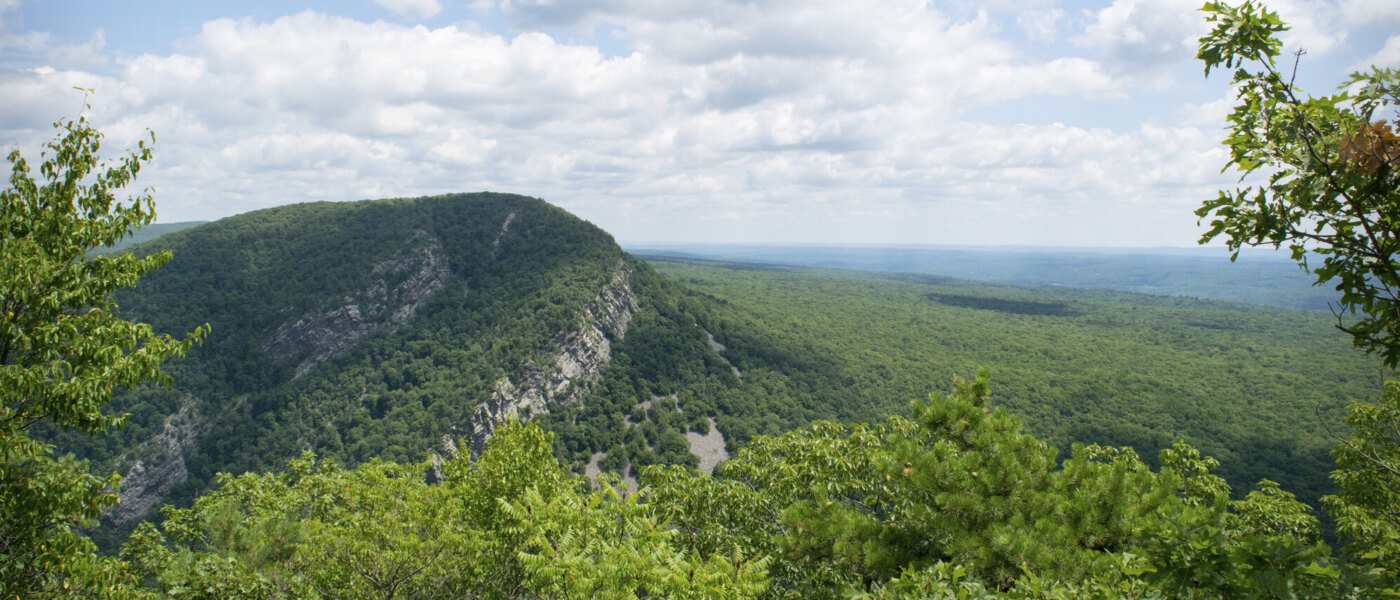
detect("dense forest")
(17, 186), (1388, 595)
(49, 193), (640, 515)
(638, 257), (1379, 512)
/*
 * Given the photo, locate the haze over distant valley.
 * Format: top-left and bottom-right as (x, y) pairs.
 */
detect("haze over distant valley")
(627, 243), (1338, 310)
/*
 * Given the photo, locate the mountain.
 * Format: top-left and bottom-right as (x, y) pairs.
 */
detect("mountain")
(103, 221), (209, 253)
(52, 193), (746, 540)
(50, 193), (1379, 547)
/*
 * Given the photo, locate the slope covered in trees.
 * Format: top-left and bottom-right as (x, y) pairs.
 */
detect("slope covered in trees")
(642, 257), (1379, 511)
(49, 193), (680, 524)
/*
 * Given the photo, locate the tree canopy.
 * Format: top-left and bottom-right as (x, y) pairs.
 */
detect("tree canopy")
(1197, 1), (1400, 594)
(1, 104), (204, 597)
(1195, 0), (1400, 367)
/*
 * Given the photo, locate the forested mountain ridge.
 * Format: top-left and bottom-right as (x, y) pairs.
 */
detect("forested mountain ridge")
(49, 192), (744, 537)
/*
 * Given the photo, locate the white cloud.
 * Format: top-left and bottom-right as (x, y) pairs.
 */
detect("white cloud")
(1339, 0), (1400, 26)
(1076, 0), (1207, 72)
(1265, 0), (1348, 54)
(45, 28), (108, 70)
(1357, 34), (1400, 69)
(373, 0), (443, 19)
(1016, 9), (1064, 42)
(0, 1), (1298, 245)
(0, 0), (19, 31)
(1174, 94), (1235, 130)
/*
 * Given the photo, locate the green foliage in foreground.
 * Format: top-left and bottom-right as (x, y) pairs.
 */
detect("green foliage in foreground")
(646, 370), (1340, 599)
(0, 106), (204, 597)
(1326, 381), (1400, 594)
(113, 421), (769, 599)
(55, 373), (1398, 599)
(1196, 0), (1400, 366)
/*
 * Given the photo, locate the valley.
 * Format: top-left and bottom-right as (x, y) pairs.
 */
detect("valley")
(639, 255), (1378, 512)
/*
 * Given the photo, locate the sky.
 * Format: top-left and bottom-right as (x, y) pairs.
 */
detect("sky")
(0, 0), (1396, 246)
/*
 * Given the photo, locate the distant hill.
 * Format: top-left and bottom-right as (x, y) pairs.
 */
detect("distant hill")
(626, 243), (1338, 310)
(103, 221), (208, 253)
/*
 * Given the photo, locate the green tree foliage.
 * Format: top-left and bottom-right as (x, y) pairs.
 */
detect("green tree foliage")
(51, 193), (635, 511)
(646, 371), (1335, 599)
(118, 421), (769, 599)
(646, 258), (1377, 516)
(53, 187), (1377, 536)
(1198, 4), (1400, 597)
(1325, 382), (1400, 595)
(1195, 0), (1400, 367)
(0, 108), (204, 596)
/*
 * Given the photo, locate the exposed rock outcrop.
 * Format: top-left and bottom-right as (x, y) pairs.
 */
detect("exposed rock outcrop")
(686, 417), (729, 476)
(109, 399), (201, 526)
(263, 232), (450, 378)
(707, 331), (742, 381)
(427, 434), (459, 484)
(466, 261), (639, 454)
(492, 211), (516, 251)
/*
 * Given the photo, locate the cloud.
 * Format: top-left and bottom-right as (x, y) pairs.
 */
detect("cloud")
(1265, 0), (1348, 54)
(0, 0), (19, 29)
(1357, 34), (1400, 69)
(0, 3), (1247, 245)
(373, 0), (443, 19)
(1016, 9), (1064, 43)
(45, 28), (108, 70)
(1339, 0), (1400, 26)
(1076, 0), (1207, 72)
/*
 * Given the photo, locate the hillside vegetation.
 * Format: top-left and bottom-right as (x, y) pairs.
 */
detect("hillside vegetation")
(50, 193), (873, 543)
(49, 193), (644, 524)
(642, 257), (1380, 511)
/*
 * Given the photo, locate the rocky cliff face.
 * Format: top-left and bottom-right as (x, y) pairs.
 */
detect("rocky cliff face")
(263, 231), (450, 378)
(465, 261), (639, 454)
(109, 399), (201, 526)
(492, 211), (516, 251)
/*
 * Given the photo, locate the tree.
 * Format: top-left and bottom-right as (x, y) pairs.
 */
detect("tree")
(647, 370), (1338, 599)
(1194, 0), (1400, 367)
(122, 421), (770, 599)
(0, 102), (205, 596)
(1198, 4), (1400, 597)
(1323, 383), (1400, 595)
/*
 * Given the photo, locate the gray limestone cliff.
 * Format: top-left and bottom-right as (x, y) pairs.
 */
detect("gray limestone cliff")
(263, 231), (450, 378)
(108, 399), (201, 526)
(465, 261), (639, 454)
